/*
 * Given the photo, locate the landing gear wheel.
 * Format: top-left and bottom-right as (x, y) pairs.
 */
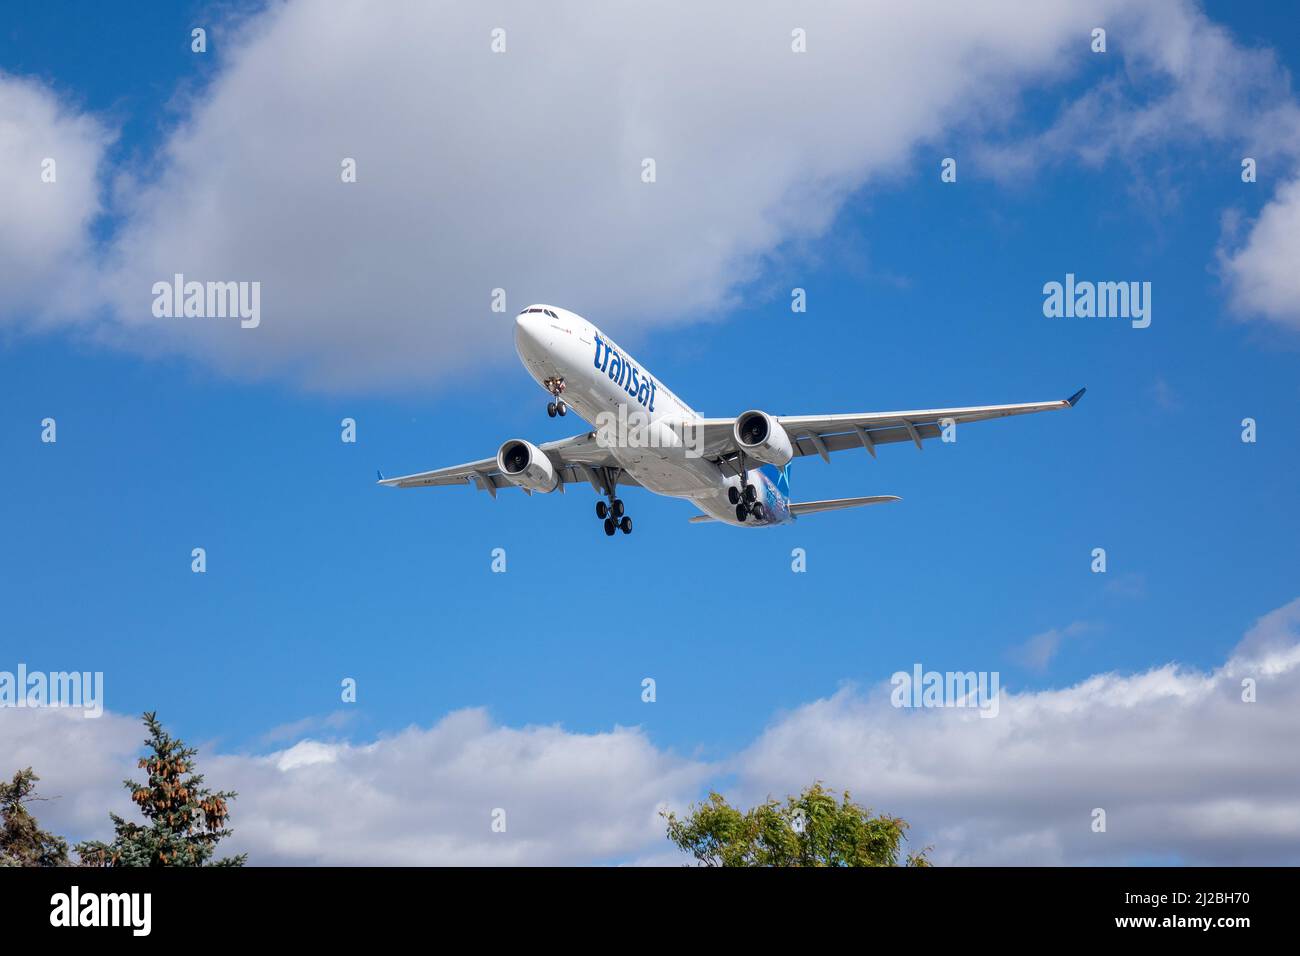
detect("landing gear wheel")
(743, 484), (757, 503)
(595, 500), (608, 519)
(543, 377), (567, 415)
(610, 498), (625, 519)
(728, 486), (740, 505)
(619, 516), (633, 535)
(603, 517), (617, 536)
(751, 503), (766, 521)
(736, 504), (749, 522)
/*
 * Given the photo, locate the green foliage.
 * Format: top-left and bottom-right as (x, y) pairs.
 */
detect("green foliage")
(0, 769), (70, 867)
(75, 711), (246, 867)
(663, 782), (932, 867)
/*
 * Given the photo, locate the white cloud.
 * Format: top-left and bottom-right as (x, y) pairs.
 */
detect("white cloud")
(962, 0), (1300, 335)
(12, 0), (1297, 389)
(4, 599), (1300, 865)
(0, 73), (112, 319)
(0, 707), (141, 842)
(2, 706), (707, 866)
(969, 0), (1300, 337)
(977, 1), (1300, 175)
(732, 598), (1300, 865)
(1221, 177), (1300, 331)
(211, 710), (709, 865)
(1012, 620), (1090, 671)
(258, 709), (357, 746)
(90, 0), (1113, 390)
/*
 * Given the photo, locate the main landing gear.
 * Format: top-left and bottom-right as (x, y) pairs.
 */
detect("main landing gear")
(596, 499), (632, 536)
(727, 457), (766, 523)
(593, 466), (633, 536)
(544, 376), (567, 417)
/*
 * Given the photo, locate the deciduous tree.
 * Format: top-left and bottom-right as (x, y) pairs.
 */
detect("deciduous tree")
(663, 782), (931, 867)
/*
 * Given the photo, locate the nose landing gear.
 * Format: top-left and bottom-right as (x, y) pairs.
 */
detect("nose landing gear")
(543, 377), (567, 417)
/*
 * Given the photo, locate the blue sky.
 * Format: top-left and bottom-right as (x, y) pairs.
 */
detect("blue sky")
(2, 1), (1298, 864)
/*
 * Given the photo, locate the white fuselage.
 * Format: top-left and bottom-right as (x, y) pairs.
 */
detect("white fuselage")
(514, 305), (790, 527)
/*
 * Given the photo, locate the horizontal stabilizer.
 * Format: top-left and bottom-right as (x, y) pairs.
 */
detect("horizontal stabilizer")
(688, 495), (900, 524)
(789, 495), (900, 516)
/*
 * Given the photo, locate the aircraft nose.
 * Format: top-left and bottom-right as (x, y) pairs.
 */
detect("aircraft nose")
(515, 309), (536, 339)
(515, 309), (546, 352)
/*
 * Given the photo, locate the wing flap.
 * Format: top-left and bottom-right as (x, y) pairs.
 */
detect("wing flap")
(377, 460), (500, 490)
(779, 394), (1081, 435)
(701, 389), (1084, 466)
(790, 423), (941, 458)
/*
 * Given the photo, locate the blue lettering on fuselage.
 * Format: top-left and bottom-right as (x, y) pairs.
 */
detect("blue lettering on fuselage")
(593, 333), (657, 412)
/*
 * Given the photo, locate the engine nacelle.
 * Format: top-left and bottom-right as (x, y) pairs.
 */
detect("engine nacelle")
(733, 410), (794, 466)
(496, 439), (559, 493)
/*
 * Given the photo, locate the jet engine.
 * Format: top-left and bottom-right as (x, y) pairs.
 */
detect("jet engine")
(496, 439), (559, 493)
(733, 410), (794, 466)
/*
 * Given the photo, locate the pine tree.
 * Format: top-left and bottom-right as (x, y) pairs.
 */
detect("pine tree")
(0, 769), (70, 867)
(76, 712), (246, 867)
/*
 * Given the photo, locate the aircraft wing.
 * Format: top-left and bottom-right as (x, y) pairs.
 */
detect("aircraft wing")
(694, 388), (1085, 466)
(377, 430), (638, 497)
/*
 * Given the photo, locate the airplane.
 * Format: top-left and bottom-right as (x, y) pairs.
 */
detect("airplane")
(378, 304), (1085, 535)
